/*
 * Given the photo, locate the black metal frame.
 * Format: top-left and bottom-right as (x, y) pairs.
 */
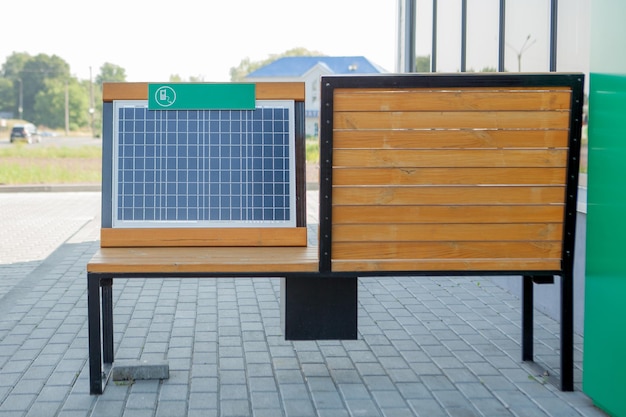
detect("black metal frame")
(319, 73), (585, 391)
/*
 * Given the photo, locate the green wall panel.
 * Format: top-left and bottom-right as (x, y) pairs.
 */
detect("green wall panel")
(584, 1), (626, 415)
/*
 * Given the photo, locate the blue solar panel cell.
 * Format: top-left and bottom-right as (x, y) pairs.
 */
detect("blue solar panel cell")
(112, 99), (296, 228)
(114, 102), (295, 227)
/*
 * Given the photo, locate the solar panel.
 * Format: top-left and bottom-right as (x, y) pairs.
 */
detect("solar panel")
(111, 100), (296, 228)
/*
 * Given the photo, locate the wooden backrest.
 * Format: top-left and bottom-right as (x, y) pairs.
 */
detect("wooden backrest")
(100, 82), (307, 247)
(319, 73), (584, 274)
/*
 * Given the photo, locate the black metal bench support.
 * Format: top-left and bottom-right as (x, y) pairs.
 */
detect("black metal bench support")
(281, 276), (358, 340)
(561, 272), (574, 391)
(522, 275), (535, 362)
(88, 273), (113, 395)
(522, 274), (574, 391)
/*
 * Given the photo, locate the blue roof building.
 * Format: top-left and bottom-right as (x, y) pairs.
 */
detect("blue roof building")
(245, 56), (388, 138)
(246, 56), (387, 78)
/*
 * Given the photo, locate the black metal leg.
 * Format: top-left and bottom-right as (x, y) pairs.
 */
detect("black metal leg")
(88, 273), (103, 395)
(561, 273), (574, 391)
(101, 278), (114, 364)
(522, 275), (534, 361)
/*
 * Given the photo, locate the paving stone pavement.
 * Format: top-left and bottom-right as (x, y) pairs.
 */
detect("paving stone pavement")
(0, 191), (609, 417)
(0, 192), (101, 298)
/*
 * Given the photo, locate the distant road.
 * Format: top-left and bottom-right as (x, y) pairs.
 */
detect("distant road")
(0, 135), (102, 148)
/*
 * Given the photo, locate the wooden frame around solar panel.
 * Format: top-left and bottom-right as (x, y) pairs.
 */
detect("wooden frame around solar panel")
(100, 82), (307, 247)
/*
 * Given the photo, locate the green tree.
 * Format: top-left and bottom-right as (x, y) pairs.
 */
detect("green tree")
(87, 77), (103, 137)
(0, 78), (15, 115)
(1, 52), (33, 118)
(230, 47), (325, 81)
(1, 52), (106, 132)
(90, 62), (126, 136)
(1, 52), (31, 79)
(34, 78), (89, 130)
(67, 79), (90, 130)
(0, 52), (71, 123)
(416, 55), (431, 72)
(168, 74), (204, 82)
(96, 62), (126, 84)
(33, 79), (65, 129)
(19, 54), (70, 124)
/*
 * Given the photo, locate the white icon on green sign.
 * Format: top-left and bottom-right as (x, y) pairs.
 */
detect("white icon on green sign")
(154, 86), (176, 107)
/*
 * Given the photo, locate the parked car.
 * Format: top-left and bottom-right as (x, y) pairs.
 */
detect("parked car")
(10, 124), (41, 144)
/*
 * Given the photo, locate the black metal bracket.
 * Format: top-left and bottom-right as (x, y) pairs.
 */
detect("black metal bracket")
(88, 274), (114, 395)
(282, 276), (358, 340)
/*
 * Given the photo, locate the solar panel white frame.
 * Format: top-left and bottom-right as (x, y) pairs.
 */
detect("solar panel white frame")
(111, 100), (296, 228)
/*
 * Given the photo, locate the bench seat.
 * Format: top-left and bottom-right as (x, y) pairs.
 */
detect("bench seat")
(87, 246), (320, 274)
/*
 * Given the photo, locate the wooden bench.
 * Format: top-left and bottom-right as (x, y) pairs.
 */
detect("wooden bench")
(88, 73), (584, 394)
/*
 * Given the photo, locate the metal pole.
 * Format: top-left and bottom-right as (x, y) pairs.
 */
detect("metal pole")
(550, 0), (558, 71)
(397, 0), (417, 73)
(405, 0), (417, 72)
(431, 0), (437, 72)
(498, 0), (506, 72)
(64, 79), (69, 136)
(89, 66), (95, 138)
(461, 0), (467, 72)
(17, 78), (23, 120)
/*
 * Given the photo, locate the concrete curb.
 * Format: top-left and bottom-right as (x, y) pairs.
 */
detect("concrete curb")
(0, 184), (102, 193)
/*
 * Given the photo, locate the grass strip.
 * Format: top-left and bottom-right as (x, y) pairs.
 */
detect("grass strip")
(0, 145), (102, 185)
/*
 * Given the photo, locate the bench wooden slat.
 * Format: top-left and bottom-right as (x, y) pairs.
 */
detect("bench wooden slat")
(333, 149), (568, 168)
(332, 186), (566, 205)
(333, 89), (572, 111)
(101, 227), (308, 247)
(332, 241), (562, 260)
(331, 258), (561, 272)
(332, 206), (565, 224)
(332, 223), (563, 242)
(332, 129), (569, 149)
(333, 110), (570, 130)
(87, 246), (319, 274)
(332, 167), (567, 186)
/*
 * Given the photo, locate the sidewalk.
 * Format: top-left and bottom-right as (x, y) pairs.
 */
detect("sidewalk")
(0, 191), (607, 417)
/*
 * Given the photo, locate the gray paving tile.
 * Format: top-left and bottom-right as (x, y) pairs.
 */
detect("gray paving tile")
(121, 409), (155, 417)
(0, 191), (609, 417)
(90, 400), (125, 417)
(220, 399), (251, 417)
(250, 391), (281, 409)
(371, 389), (407, 408)
(344, 398), (382, 417)
(155, 401), (188, 417)
(251, 408), (283, 417)
(317, 409), (351, 417)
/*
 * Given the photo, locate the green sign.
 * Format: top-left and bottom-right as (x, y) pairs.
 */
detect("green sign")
(148, 83), (255, 110)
